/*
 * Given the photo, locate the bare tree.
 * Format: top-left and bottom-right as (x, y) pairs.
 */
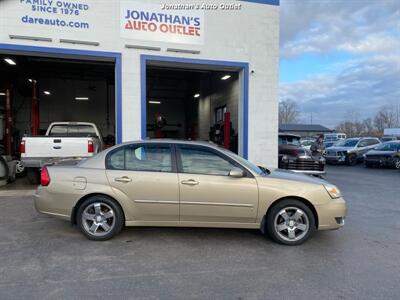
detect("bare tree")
(279, 99), (300, 124)
(362, 118), (375, 136)
(374, 104), (399, 132)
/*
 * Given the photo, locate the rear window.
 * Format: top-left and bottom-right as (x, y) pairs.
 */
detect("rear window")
(48, 125), (97, 137)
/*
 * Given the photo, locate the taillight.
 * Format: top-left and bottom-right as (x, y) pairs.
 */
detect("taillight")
(41, 167), (51, 186)
(88, 140), (94, 153)
(20, 141), (26, 154)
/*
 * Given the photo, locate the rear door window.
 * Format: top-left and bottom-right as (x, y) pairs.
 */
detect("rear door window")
(107, 144), (173, 172)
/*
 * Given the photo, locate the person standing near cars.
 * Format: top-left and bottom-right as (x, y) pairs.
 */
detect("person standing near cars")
(311, 134), (325, 157)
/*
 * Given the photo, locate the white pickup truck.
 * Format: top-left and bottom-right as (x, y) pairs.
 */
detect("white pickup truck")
(21, 122), (104, 183)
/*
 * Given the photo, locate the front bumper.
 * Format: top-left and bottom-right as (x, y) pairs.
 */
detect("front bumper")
(365, 156), (396, 167)
(325, 155), (347, 164)
(316, 197), (347, 230)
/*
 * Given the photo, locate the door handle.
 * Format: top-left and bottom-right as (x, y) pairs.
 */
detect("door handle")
(53, 146), (62, 150)
(115, 176), (132, 183)
(181, 179), (199, 186)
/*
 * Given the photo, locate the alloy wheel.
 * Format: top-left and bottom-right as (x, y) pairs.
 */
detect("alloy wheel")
(15, 160), (25, 174)
(274, 207), (310, 242)
(394, 158), (400, 169)
(81, 202), (115, 237)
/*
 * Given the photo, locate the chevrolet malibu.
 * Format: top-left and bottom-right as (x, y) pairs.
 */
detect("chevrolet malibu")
(35, 140), (346, 245)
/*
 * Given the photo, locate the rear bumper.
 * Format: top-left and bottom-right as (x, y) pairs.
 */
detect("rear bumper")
(34, 186), (72, 220)
(316, 197), (347, 230)
(22, 157), (87, 168)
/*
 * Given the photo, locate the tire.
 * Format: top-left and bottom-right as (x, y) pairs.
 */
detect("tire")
(27, 168), (40, 185)
(393, 157), (400, 169)
(76, 195), (124, 241)
(15, 160), (26, 177)
(266, 199), (316, 246)
(346, 154), (357, 166)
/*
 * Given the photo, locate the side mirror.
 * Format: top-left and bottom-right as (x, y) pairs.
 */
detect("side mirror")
(228, 167), (245, 178)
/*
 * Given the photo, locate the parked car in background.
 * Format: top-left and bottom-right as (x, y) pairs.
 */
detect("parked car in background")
(300, 139), (314, 150)
(324, 133), (346, 143)
(34, 140), (346, 245)
(21, 122), (104, 184)
(324, 141), (336, 148)
(364, 141), (400, 169)
(325, 137), (381, 165)
(279, 134), (325, 175)
(380, 136), (400, 143)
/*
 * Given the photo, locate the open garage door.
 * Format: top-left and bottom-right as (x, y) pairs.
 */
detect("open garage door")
(0, 53), (117, 157)
(145, 62), (242, 154)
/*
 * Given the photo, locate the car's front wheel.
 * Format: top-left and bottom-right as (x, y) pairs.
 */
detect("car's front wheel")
(266, 199), (316, 245)
(76, 196), (124, 241)
(393, 157), (400, 169)
(346, 154), (358, 166)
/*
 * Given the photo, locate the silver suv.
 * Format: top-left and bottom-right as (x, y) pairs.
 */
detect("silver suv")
(325, 137), (381, 165)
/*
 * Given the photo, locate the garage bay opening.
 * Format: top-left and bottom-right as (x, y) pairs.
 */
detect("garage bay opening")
(145, 63), (241, 153)
(0, 52), (117, 180)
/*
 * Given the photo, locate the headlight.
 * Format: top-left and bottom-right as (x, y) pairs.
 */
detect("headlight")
(324, 184), (342, 199)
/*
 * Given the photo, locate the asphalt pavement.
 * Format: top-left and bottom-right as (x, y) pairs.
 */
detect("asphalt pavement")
(0, 165), (399, 299)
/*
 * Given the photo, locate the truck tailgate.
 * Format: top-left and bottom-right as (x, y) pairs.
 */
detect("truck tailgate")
(22, 137), (92, 158)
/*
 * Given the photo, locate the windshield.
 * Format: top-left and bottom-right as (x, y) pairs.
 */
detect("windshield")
(279, 136), (301, 146)
(374, 142), (400, 151)
(335, 139), (359, 147)
(219, 148), (264, 175)
(301, 140), (314, 146)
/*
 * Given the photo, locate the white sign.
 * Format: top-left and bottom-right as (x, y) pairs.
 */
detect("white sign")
(120, 1), (204, 45)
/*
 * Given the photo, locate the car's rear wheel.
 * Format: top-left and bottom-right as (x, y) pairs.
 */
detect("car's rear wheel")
(76, 196), (124, 241)
(266, 199), (316, 246)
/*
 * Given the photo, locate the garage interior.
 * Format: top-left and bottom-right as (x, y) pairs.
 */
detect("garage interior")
(0, 53), (116, 157)
(146, 64), (240, 153)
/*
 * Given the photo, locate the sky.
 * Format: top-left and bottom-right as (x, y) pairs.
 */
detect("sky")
(279, 0), (400, 128)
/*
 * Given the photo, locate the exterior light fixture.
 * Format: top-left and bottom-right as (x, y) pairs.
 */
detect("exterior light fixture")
(43, 91), (51, 95)
(4, 58), (16, 65)
(221, 75), (231, 80)
(0, 92), (5, 96)
(75, 97), (89, 101)
(28, 79), (33, 82)
(149, 100), (161, 104)
(193, 93), (200, 98)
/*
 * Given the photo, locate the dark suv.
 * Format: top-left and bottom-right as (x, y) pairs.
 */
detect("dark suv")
(278, 134), (325, 176)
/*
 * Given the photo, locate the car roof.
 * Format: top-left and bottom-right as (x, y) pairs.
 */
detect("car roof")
(383, 140), (400, 144)
(117, 139), (221, 148)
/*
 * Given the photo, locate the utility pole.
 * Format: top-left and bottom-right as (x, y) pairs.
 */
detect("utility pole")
(310, 112), (313, 125)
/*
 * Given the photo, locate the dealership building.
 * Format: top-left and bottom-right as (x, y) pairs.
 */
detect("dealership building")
(0, 0), (279, 167)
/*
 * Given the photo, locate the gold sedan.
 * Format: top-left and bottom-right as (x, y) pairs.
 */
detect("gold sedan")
(35, 140), (346, 245)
